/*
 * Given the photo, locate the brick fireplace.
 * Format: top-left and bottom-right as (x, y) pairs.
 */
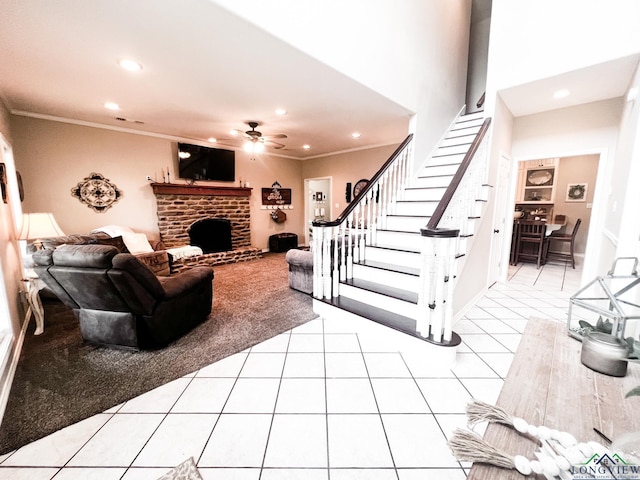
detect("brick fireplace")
(151, 183), (261, 272)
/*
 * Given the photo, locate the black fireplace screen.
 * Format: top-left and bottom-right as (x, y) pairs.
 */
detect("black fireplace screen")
(188, 218), (232, 253)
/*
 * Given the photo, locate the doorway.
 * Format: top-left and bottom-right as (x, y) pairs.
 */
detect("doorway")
(303, 177), (332, 246)
(506, 153), (600, 288)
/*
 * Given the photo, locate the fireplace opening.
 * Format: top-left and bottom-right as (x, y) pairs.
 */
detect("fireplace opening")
(188, 218), (232, 253)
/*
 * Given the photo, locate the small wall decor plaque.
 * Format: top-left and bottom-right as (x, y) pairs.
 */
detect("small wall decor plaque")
(71, 172), (123, 212)
(566, 182), (587, 202)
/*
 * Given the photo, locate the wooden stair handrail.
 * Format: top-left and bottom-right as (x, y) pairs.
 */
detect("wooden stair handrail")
(426, 118), (491, 230)
(313, 134), (413, 228)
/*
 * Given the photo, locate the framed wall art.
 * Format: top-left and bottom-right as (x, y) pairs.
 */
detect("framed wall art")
(566, 183), (587, 202)
(71, 172), (123, 212)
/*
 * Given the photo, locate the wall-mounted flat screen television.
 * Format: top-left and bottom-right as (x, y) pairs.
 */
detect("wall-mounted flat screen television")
(177, 143), (235, 182)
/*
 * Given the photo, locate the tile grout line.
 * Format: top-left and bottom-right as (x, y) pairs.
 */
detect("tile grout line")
(323, 318), (331, 480)
(194, 350), (252, 468)
(356, 334), (400, 480)
(258, 329), (293, 480)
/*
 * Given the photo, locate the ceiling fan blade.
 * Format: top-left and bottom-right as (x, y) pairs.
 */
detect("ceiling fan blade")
(266, 140), (286, 149)
(263, 133), (287, 139)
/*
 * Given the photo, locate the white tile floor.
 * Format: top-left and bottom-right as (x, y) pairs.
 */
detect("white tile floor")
(0, 259), (582, 480)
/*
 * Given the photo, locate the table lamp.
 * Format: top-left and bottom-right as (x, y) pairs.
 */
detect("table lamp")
(18, 212), (65, 249)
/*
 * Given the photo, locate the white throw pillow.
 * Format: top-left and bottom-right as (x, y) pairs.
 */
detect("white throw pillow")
(91, 225), (135, 238)
(122, 233), (154, 254)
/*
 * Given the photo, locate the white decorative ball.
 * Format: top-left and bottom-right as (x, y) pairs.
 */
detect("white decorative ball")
(514, 455), (532, 475)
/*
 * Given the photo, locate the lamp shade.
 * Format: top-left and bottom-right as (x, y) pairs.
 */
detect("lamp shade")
(18, 213), (65, 241)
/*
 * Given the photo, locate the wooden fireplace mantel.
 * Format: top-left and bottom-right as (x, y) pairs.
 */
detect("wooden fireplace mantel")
(150, 183), (252, 197)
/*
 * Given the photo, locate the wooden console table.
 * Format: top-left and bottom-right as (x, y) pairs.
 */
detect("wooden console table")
(467, 318), (640, 479)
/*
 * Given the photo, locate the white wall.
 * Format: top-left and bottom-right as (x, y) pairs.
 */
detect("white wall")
(211, 0), (472, 169)
(466, 16), (491, 111)
(11, 116), (306, 251)
(488, 0), (640, 91)
(612, 63), (640, 260)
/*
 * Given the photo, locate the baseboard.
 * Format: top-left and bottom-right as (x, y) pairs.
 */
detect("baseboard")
(0, 316), (29, 427)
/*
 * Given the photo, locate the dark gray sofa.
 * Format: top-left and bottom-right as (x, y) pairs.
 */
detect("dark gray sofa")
(33, 244), (213, 349)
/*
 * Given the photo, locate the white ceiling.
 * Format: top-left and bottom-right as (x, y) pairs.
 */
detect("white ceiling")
(499, 54), (640, 117)
(2, 0), (637, 161)
(0, 0), (413, 160)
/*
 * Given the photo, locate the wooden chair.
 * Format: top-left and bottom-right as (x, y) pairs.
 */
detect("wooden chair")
(546, 218), (582, 269)
(515, 220), (547, 268)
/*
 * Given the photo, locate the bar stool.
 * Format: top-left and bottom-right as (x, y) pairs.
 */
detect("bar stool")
(546, 218), (582, 268)
(515, 220), (547, 268)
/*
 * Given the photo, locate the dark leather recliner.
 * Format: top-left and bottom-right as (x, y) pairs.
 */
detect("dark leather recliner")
(32, 244), (214, 350)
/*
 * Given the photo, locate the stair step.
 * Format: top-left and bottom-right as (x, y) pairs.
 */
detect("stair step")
(436, 143), (473, 156)
(375, 229), (422, 250)
(402, 186), (447, 201)
(384, 215), (430, 232)
(355, 259), (420, 277)
(455, 112), (484, 123)
(393, 200), (438, 216)
(317, 296), (420, 339)
(446, 125), (481, 139)
(413, 174), (454, 188)
(440, 133), (478, 148)
(340, 280), (419, 318)
(421, 164), (459, 176)
(352, 261), (420, 293)
(364, 245), (421, 268)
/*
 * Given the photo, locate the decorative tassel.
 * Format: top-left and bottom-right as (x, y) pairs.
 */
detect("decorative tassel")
(466, 399), (514, 428)
(448, 428), (516, 470)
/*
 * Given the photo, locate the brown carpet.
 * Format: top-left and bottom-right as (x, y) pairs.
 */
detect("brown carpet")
(0, 252), (316, 454)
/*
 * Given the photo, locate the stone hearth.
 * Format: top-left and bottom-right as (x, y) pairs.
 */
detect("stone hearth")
(151, 183), (261, 272)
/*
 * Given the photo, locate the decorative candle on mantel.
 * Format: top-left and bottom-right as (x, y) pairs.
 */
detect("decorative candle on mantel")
(166, 166), (170, 183)
(161, 168), (165, 183)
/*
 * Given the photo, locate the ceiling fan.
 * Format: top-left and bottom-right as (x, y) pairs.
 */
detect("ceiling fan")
(233, 121), (287, 152)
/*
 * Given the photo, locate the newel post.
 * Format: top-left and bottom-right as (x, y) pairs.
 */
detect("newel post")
(417, 227), (462, 346)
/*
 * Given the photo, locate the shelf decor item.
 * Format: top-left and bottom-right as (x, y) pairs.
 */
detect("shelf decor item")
(526, 168), (554, 187)
(566, 182), (588, 202)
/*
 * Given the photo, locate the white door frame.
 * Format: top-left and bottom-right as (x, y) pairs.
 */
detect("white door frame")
(303, 176), (332, 246)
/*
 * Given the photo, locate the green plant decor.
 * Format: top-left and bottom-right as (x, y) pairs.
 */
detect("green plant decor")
(574, 318), (640, 398)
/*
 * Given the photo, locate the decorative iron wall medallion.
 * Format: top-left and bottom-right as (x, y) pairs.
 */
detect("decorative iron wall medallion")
(71, 172), (123, 212)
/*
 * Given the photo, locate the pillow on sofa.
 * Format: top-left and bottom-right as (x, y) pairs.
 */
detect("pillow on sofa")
(81, 235), (130, 253)
(122, 232), (154, 254)
(91, 225), (135, 238)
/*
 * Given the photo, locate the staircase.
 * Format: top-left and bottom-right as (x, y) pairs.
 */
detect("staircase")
(312, 110), (490, 352)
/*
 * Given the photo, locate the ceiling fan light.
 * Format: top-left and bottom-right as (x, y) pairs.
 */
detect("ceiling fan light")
(118, 59), (143, 72)
(255, 142), (265, 153)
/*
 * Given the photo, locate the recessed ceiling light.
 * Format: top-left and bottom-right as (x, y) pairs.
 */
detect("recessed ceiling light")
(104, 102), (120, 111)
(553, 89), (570, 99)
(230, 129), (240, 136)
(303, 145), (311, 150)
(275, 108), (287, 116)
(118, 59), (143, 72)
(208, 137), (217, 143)
(351, 132), (361, 139)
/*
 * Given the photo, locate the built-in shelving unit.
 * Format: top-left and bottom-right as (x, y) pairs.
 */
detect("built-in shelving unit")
(515, 158), (559, 220)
